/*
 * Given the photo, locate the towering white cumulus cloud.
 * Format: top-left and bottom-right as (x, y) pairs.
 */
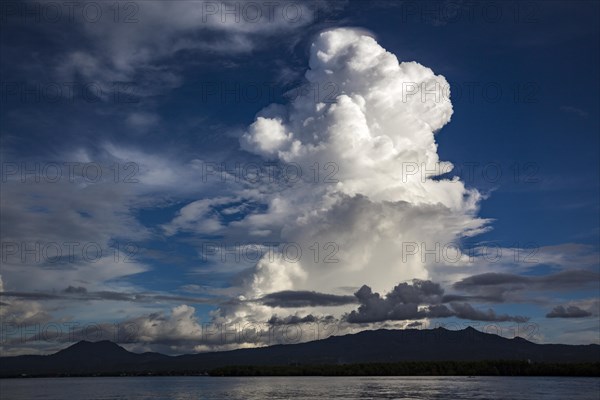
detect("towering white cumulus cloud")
(242, 28), (464, 205)
(218, 28), (490, 330)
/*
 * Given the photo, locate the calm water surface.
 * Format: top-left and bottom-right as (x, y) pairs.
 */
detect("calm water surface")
(1, 376), (599, 399)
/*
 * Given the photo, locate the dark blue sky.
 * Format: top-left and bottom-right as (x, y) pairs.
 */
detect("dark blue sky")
(1, 1), (598, 354)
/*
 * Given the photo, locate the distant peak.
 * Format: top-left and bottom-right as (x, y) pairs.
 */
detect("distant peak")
(433, 326), (478, 332)
(512, 336), (532, 343)
(72, 340), (118, 347)
(58, 340), (127, 354)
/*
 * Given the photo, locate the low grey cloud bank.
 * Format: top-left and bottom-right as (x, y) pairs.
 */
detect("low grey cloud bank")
(345, 280), (529, 324)
(546, 305), (593, 319)
(454, 270), (600, 302)
(258, 290), (357, 308)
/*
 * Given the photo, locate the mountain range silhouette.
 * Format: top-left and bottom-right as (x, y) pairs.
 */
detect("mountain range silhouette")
(1, 327), (598, 377)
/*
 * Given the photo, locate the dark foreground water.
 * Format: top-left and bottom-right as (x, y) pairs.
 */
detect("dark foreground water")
(1, 376), (599, 399)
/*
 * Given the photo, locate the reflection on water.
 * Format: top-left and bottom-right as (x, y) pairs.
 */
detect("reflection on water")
(1, 376), (599, 399)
